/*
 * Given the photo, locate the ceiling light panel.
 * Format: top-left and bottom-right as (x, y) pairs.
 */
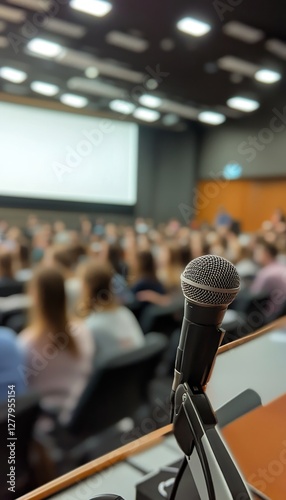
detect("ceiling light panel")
(223, 22), (264, 43)
(255, 69), (281, 84)
(44, 18), (87, 39)
(198, 111), (226, 125)
(67, 77), (127, 99)
(138, 94), (162, 108)
(109, 100), (135, 114)
(60, 93), (88, 108)
(177, 17), (211, 37)
(31, 81), (59, 96)
(265, 39), (286, 60)
(218, 56), (259, 77)
(70, 0), (112, 18)
(227, 96), (260, 112)
(0, 4), (26, 23)
(26, 38), (64, 58)
(0, 66), (27, 83)
(57, 49), (145, 83)
(7, 0), (51, 11)
(106, 31), (149, 52)
(133, 107), (160, 122)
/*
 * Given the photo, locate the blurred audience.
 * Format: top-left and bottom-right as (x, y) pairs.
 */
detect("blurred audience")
(79, 261), (144, 360)
(18, 266), (94, 423)
(0, 327), (26, 402)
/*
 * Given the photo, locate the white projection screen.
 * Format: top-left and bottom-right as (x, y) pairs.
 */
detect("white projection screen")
(0, 102), (138, 206)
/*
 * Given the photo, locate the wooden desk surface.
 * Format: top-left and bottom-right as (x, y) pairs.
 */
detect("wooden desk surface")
(17, 317), (286, 500)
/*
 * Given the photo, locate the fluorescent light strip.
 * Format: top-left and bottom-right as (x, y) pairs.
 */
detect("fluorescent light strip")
(57, 49), (144, 83)
(177, 16), (211, 37)
(26, 38), (64, 58)
(265, 39), (286, 60)
(0, 66), (27, 83)
(70, 0), (112, 17)
(138, 94), (162, 108)
(218, 56), (259, 77)
(8, 0), (51, 11)
(60, 93), (88, 108)
(31, 81), (59, 96)
(255, 69), (281, 84)
(106, 31), (149, 52)
(67, 77), (126, 98)
(109, 100), (135, 114)
(198, 111), (226, 125)
(227, 96), (260, 112)
(223, 21), (264, 44)
(44, 18), (87, 39)
(0, 4), (26, 23)
(133, 107), (160, 122)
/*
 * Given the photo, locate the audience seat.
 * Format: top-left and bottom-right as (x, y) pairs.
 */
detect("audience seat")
(0, 392), (48, 499)
(0, 282), (24, 298)
(139, 296), (184, 335)
(42, 332), (168, 470)
(0, 295), (30, 333)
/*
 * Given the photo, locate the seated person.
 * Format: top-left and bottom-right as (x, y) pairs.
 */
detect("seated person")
(0, 250), (23, 296)
(15, 241), (33, 283)
(0, 327), (27, 402)
(79, 261), (145, 360)
(18, 266), (94, 423)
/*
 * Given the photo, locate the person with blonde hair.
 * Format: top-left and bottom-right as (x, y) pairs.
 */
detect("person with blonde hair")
(18, 266), (94, 423)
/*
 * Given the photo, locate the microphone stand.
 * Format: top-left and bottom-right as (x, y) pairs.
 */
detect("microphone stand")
(172, 382), (253, 500)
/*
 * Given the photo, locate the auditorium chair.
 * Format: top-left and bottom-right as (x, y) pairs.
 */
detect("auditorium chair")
(40, 332), (168, 472)
(0, 294), (30, 333)
(0, 392), (52, 499)
(139, 296), (184, 336)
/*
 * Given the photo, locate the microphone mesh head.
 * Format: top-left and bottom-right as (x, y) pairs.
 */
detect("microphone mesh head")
(181, 255), (240, 306)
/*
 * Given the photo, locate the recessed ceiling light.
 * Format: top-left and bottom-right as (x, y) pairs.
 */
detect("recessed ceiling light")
(133, 107), (160, 122)
(70, 0), (112, 18)
(0, 66), (27, 83)
(85, 66), (99, 78)
(227, 96), (260, 112)
(109, 100), (135, 114)
(26, 38), (63, 58)
(146, 79), (158, 90)
(138, 94), (162, 108)
(223, 21), (264, 44)
(106, 31), (149, 52)
(177, 17), (211, 37)
(198, 111), (226, 125)
(31, 81), (59, 96)
(60, 93), (88, 108)
(255, 69), (281, 84)
(218, 56), (259, 77)
(8, 0), (51, 11)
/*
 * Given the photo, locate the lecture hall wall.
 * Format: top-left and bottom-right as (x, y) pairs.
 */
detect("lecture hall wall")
(197, 120), (286, 232)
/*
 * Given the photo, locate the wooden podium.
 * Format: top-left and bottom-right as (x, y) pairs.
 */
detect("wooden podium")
(18, 318), (286, 500)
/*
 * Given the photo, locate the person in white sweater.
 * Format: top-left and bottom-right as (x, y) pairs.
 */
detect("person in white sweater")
(79, 260), (145, 360)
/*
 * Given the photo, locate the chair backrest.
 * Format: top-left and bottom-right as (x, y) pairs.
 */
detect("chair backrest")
(67, 332), (168, 436)
(0, 392), (40, 498)
(140, 297), (184, 335)
(0, 282), (24, 298)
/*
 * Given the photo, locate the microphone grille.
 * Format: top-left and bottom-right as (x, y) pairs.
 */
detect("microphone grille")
(181, 255), (240, 306)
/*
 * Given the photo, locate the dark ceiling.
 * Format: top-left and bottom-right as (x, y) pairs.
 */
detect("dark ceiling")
(0, 0), (286, 128)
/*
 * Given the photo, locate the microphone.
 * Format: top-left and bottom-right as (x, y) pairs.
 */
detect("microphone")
(171, 255), (240, 397)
